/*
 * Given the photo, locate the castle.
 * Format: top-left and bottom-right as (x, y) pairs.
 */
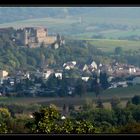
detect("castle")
(15, 27), (65, 48)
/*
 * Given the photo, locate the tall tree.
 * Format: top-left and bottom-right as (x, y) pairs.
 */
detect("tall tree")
(99, 72), (109, 90)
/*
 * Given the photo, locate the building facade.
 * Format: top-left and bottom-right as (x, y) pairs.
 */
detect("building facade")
(15, 27), (58, 48)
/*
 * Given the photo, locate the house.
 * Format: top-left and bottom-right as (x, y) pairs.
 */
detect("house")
(81, 77), (89, 82)
(0, 70), (8, 78)
(107, 76), (114, 82)
(54, 43), (59, 49)
(109, 81), (128, 89)
(34, 69), (53, 80)
(61, 115), (66, 120)
(63, 61), (77, 70)
(71, 61), (76, 65)
(117, 81), (128, 87)
(129, 67), (136, 74)
(82, 64), (88, 71)
(65, 66), (71, 70)
(90, 61), (97, 70)
(42, 69), (53, 80)
(55, 73), (62, 79)
(108, 83), (117, 89)
(99, 63), (103, 67)
(9, 78), (15, 86)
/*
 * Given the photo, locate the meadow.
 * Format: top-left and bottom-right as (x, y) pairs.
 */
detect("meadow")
(71, 38), (140, 52)
(0, 85), (140, 109)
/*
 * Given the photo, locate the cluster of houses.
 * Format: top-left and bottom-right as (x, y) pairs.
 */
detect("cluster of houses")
(0, 60), (140, 96)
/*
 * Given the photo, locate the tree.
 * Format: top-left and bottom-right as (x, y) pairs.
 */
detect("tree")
(99, 72), (109, 90)
(131, 95), (140, 105)
(25, 106), (99, 134)
(96, 97), (104, 109)
(0, 108), (11, 133)
(75, 79), (87, 97)
(113, 107), (133, 125)
(114, 47), (123, 55)
(119, 122), (140, 133)
(110, 97), (121, 109)
(68, 104), (75, 112)
(25, 106), (61, 133)
(91, 75), (101, 97)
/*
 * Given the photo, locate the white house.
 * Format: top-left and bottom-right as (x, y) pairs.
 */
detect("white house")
(81, 77), (89, 82)
(99, 63), (103, 67)
(63, 61), (76, 70)
(82, 64), (88, 71)
(65, 66), (71, 70)
(129, 67), (136, 74)
(55, 73), (62, 79)
(71, 61), (76, 65)
(107, 76), (114, 82)
(25, 72), (30, 79)
(61, 116), (66, 120)
(117, 81), (128, 87)
(54, 43), (59, 49)
(91, 61), (97, 69)
(42, 70), (53, 80)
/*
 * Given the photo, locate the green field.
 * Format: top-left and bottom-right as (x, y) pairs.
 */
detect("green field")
(0, 85), (139, 109)
(1, 15), (140, 38)
(0, 17), (77, 28)
(71, 38), (140, 52)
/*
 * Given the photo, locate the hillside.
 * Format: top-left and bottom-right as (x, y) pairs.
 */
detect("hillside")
(1, 7), (140, 39)
(1, 7), (140, 24)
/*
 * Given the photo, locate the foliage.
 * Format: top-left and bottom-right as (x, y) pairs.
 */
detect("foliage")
(114, 47), (123, 55)
(99, 72), (110, 90)
(110, 96), (121, 109)
(0, 108), (11, 133)
(119, 122), (140, 133)
(131, 95), (140, 105)
(96, 98), (104, 109)
(25, 106), (99, 134)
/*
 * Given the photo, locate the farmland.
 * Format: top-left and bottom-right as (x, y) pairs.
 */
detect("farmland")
(70, 38), (140, 52)
(0, 85), (140, 109)
(1, 14), (140, 39)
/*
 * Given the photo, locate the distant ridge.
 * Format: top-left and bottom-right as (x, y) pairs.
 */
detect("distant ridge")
(0, 7), (140, 24)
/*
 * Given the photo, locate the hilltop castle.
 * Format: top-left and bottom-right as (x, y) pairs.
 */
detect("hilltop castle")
(15, 27), (65, 48)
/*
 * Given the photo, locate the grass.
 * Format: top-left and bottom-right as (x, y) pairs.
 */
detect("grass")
(71, 38), (140, 52)
(0, 85), (139, 108)
(86, 85), (140, 99)
(0, 17), (77, 29)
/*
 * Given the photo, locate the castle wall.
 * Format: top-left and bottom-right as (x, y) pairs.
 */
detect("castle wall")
(15, 27), (57, 47)
(39, 36), (57, 44)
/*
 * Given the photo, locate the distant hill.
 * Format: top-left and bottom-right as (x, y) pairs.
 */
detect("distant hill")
(0, 7), (140, 24)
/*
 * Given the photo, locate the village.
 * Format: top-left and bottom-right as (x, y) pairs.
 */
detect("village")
(0, 27), (140, 97)
(0, 59), (140, 97)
